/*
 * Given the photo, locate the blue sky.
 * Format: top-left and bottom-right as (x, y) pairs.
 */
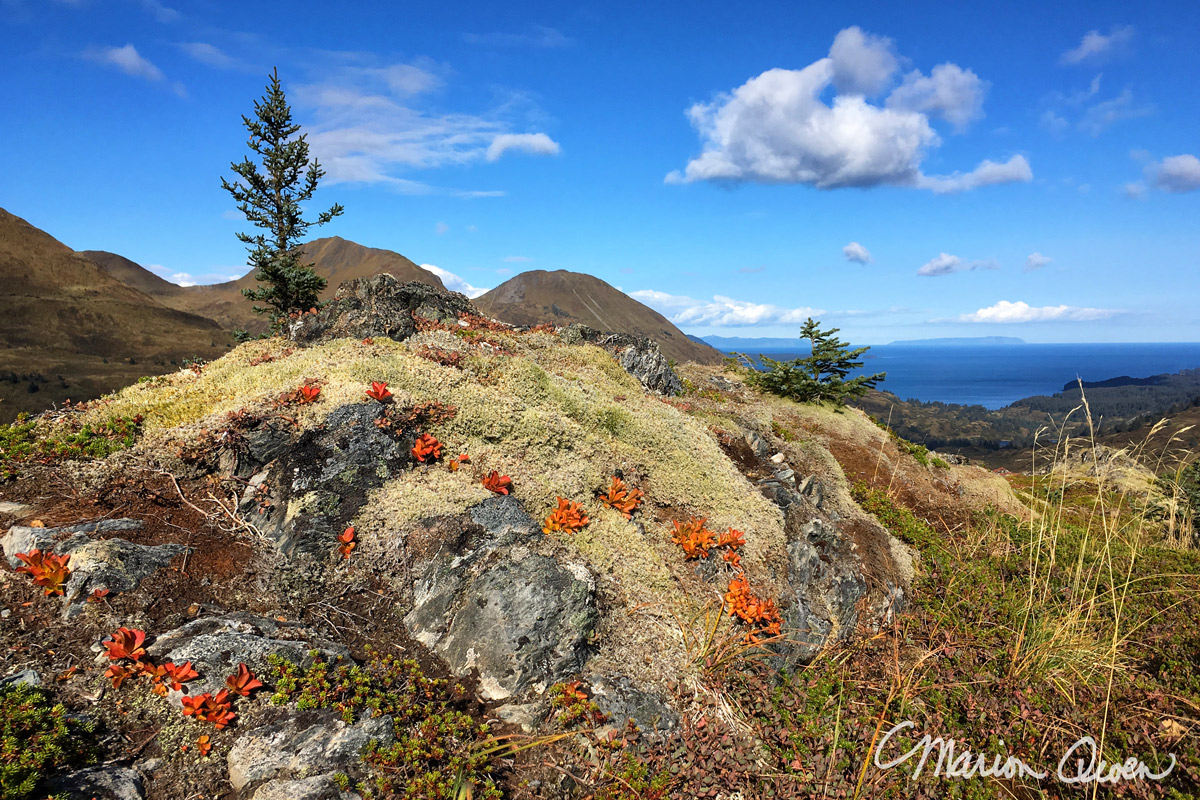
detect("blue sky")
(2, 1), (1198, 344)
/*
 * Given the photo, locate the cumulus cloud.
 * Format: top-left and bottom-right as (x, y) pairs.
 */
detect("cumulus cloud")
(420, 264), (489, 298)
(294, 61), (554, 188)
(1060, 26), (1134, 65)
(915, 155), (1032, 194)
(1149, 154), (1200, 193)
(953, 300), (1118, 323)
(628, 289), (822, 327)
(1025, 252), (1052, 271)
(828, 26), (898, 95)
(666, 27), (1026, 192)
(85, 43), (164, 81)
(486, 133), (561, 162)
(843, 242), (872, 264)
(886, 63), (987, 130)
(917, 252), (999, 277)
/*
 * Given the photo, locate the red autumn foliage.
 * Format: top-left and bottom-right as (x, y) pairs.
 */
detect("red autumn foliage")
(365, 381), (392, 402)
(481, 471), (513, 495)
(671, 518), (717, 560)
(543, 498), (590, 535)
(104, 663), (134, 689)
(297, 384), (321, 404)
(337, 526), (356, 559)
(197, 734), (212, 757)
(411, 433), (443, 463)
(103, 627), (147, 663)
(181, 689), (236, 729)
(599, 475), (645, 519)
(161, 661), (200, 691)
(13, 549), (71, 596)
(416, 345), (464, 369)
(88, 588), (111, 603)
(225, 663), (264, 697)
(724, 574), (784, 645)
(717, 528), (746, 550)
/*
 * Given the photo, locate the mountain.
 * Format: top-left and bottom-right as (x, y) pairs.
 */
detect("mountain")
(474, 270), (723, 365)
(0, 208), (234, 421)
(83, 236), (446, 334)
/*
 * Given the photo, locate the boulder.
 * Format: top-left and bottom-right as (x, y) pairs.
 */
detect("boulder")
(560, 324), (683, 396)
(287, 275), (477, 345)
(781, 516), (869, 663)
(45, 766), (144, 800)
(250, 774), (357, 800)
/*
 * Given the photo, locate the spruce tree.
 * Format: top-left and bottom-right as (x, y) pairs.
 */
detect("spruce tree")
(748, 317), (885, 406)
(221, 68), (343, 329)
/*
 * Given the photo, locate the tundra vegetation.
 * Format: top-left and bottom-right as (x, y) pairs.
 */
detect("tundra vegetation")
(0, 314), (1196, 799)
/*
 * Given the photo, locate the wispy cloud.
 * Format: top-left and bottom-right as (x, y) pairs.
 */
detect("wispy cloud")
(486, 132), (561, 162)
(434, 221), (449, 235)
(951, 300), (1118, 323)
(917, 253), (999, 277)
(1025, 252), (1052, 271)
(1077, 89), (1153, 136)
(179, 41), (247, 71)
(629, 289), (822, 327)
(83, 43), (185, 96)
(461, 26), (573, 48)
(843, 242), (872, 264)
(420, 264), (489, 298)
(665, 26), (1027, 193)
(1060, 26), (1134, 66)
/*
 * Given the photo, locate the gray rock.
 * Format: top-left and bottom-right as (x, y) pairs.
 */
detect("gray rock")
(148, 613), (350, 701)
(287, 274), (477, 345)
(1, 523), (183, 618)
(228, 709), (392, 792)
(586, 673), (678, 732)
(561, 325), (683, 396)
(781, 516), (868, 663)
(251, 773), (357, 800)
(744, 431), (769, 459)
(0, 668), (41, 688)
(0, 500), (36, 516)
(45, 766), (144, 800)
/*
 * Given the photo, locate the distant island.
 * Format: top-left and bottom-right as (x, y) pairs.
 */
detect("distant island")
(886, 336), (1027, 346)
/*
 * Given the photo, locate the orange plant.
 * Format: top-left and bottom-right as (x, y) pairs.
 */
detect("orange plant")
(717, 528), (746, 550)
(447, 453), (470, 472)
(197, 734), (213, 757)
(13, 549), (71, 596)
(411, 433), (443, 463)
(181, 690), (236, 729)
(297, 384), (321, 404)
(724, 574), (784, 644)
(104, 663), (134, 688)
(88, 588), (111, 603)
(365, 381), (392, 402)
(103, 627), (147, 663)
(225, 663), (263, 697)
(671, 518), (716, 560)
(337, 526), (356, 559)
(482, 470), (513, 495)
(599, 476), (644, 519)
(543, 498), (590, 535)
(161, 661), (199, 691)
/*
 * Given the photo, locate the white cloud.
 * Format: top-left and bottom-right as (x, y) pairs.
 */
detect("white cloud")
(628, 289), (822, 327)
(170, 272), (196, 287)
(917, 252), (999, 277)
(886, 63), (987, 130)
(1060, 26), (1134, 65)
(1123, 181), (1147, 199)
(843, 242), (872, 264)
(1149, 154), (1200, 193)
(179, 42), (240, 70)
(503, 255), (532, 263)
(915, 155), (1032, 194)
(461, 26), (573, 48)
(666, 27), (1025, 192)
(1025, 252), (1052, 271)
(420, 264), (489, 298)
(434, 221), (449, 235)
(138, 0), (178, 23)
(1040, 109), (1069, 136)
(84, 43), (164, 82)
(953, 300), (1118, 323)
(1077, 89), (1152, 136)
(486, 133), (561, 162)
(827, 26), (898, 95)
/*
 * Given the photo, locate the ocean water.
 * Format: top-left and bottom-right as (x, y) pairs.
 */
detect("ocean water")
(734, 343), (1200, 410)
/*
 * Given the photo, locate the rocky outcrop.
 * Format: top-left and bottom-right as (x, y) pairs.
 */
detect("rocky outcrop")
(404, 496), (598, 700)
(287, 274), (477, 344)
(1, 519), (184, 617)
(46, 766), (145, 800)
(561, 324), (683, 395)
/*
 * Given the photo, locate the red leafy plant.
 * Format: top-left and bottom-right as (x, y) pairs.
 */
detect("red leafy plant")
(543, 498), (590, 535)
(225, 663), (263, 697)
(196, 734), (212, 757)
(671, 518), (717, 560)
(447, 453), (470, 472)
(161, 661), (200, 691)
(599, 475), (644, 519)
(481, 470), (512, 495)
(337, 526), (356, 559)
(181, 690), (237, 730)
(88, 588), (111, 603)
(103, 627), (148, 663)
(411, 433), (443, 463)
(365, 381), (392, 402)
(278, 380), (322, 407)
(13, 549), (71, 596)
(724, 574), (784, 645)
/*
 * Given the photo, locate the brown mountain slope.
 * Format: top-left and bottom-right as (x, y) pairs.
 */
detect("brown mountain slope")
(0, 208), (234, 421)
(82, 236), (446, 333)
(475, 270), (723, 365)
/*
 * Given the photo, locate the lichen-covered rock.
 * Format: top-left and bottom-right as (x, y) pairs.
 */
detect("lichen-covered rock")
(147, 613), (350, 701)
(287, 274), (477, 344)
(250, 773), (358, 800)
(561, 324), (683, 395)
(585, 673), (678, 732)
(46, 766), (145, 800)
(1, 520), (183, 617)
(404, 497), (598, 700)
(227, 709), (393, 793)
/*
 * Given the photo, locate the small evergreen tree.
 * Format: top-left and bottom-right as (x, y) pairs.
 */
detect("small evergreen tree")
(221, 68), (342, 329)
(745, 317), (885, 406)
